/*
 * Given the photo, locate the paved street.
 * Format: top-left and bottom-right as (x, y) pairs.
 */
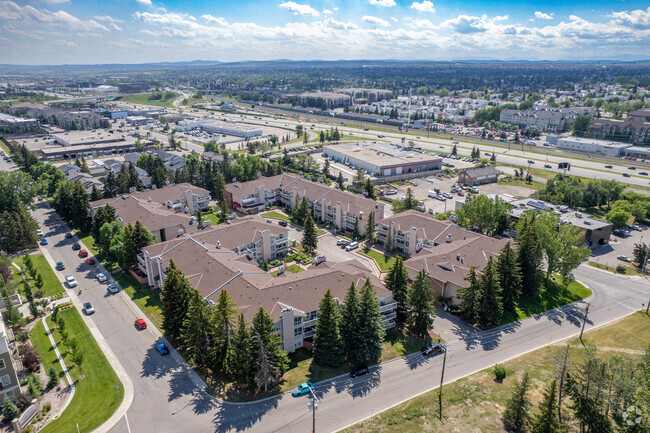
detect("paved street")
(31, 201), (649, 433)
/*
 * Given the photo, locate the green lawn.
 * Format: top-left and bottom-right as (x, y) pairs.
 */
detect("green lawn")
(76, 231), (99, 256)
(30, 309), (124, 433)
(499, 277), (592, 326)
(570, 311), (650, 351)
(359, 248), (402, 272)
(120, 92), (180, 108)
(203, 212), (226, 226)
(11, 254), (64, 297)
(114, 271), (163, 330)
(261, 211), (291, 222)
(588, 261), (643, 276)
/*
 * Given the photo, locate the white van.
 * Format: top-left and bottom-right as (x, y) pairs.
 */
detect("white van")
(428, 190), (437, 198)
(315, 255), (326, 264)
(345, 242), (359, 252)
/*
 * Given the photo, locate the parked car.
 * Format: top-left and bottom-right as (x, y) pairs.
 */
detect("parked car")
(337, 239), (349, 246)
(134, 319), (147, 330)
(613, 229), (631, 237)
(107, 284), (119, 294)
(278, 220), (288, 227)
(345, 241), (359, 252)
(79, 249), (88, 257)
(86, 257), (95, 265)
(629, 224), (643, 231)
(65, 275), (78, 288)
(65, 232), (73, 239)
(83, 302), (95, 315)
(350, 365), (370, 378)
(96, 273), (107, 282)
(72, 242), (81, 250)
(443, 193), (453, 199)
(155, 342), (169, 355)
(37, 229), (43, 236)
(55, 262), (65, 271)
(617, 255), (633, 263)
(291, 382), (314, 397)
(421, 342), (447, 356)
(40, 238), (48, 245)
(457, 191), (465, 196)
(527, 160), (535, 164)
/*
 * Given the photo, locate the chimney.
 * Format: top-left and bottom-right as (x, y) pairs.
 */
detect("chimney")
(446, 234), (452, 243)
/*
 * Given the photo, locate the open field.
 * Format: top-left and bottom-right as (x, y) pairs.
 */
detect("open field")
(570, 310), (649, 351)
(120, 92), (179, 108)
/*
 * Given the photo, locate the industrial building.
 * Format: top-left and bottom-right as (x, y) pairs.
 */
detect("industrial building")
(36, 130), (142, 160)
(323, 143), (442, 177)
(458, 167), (499, 185)
(176, 117), (263, 138)
(555, 137), (631, 156)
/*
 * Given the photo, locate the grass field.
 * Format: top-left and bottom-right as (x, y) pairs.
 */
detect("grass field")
(588, 261), (643, 276)
(359, 248), (406, 272)
(11, 254), (64, 297)
(114, 270), (163, 330)
(344, 312), (647, 433)
(570, 311), (649, 351)
(203, 212), (227, 226)
(261, 211), (291, 222)
(499, 278), (591, 326)
(120, 92), (179, 108)
(30, 309), (124, 433)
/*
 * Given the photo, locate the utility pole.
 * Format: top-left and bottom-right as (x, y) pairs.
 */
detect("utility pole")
(579, 302), (590, 341)
(308, 389), (319, 433)
(438, 348), (448, 420)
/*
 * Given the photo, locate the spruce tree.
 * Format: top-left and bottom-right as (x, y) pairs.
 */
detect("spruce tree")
(295, 197), (309, 224)
(408, 269), (435, 340)
(214, 290), (237, 368)
(341, 283), (361, 358)
(182, 290), (217, 372)
(213, 172), (226, 203)
(530, 380), (565, 433)
(478, 256), (503, 328)
(253, 331), (279, 392)
(364, 178), (376, 200)
(497, 241), (522, 311)
(313, 289), (344, 367)
(517, 214), (543, 297)
(225, 314), (253, 386)
(2, 395), (19, 422)
(503, 372), (532, 432)
(47, 364), (58, 388)
(337, 172), (345, 190)
(384, 257), (409, 323)
(352, 216), (360, 239)
(252, 307), (289, 376)
(384, 226), (394, 252)
(458, 266), (482, 325)
(161, 261), (192, 342)
(353, 279), (384, 363)
(301, 213), (318, 254)
(365, 211), (375, 244)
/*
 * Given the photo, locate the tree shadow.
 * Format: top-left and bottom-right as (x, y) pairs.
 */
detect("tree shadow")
(404, 350), (430, 370)
(211, 395), (280, 432)
(346, 366), (381, 399)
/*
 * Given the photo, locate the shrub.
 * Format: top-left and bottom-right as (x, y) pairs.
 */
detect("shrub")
(2, 395), (19, 422)
(494, 364), (507, 381)
(47, 365), (58, 388)
(42, 402), (51, 413)
(616, 265), (626, 274)
(34, 289), (45, 299)
(15, 330), (29, 343)
(19, 344), (40, 373)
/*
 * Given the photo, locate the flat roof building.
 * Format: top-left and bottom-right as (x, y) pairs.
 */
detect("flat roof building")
(177, 117), (263, 137)
(324, 143), (442, 177)
(556, 136), (632, 156)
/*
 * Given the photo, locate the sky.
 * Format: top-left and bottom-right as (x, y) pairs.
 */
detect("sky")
(0, 0), (649, 65)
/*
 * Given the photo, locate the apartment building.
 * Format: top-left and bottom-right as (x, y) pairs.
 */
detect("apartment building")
(90, 183), (211, 242)
(589, 108), (650, 145)
(225, 173), (385, 235)
(500, 108), (569, 132)
(0, 113), (40, 134)
(0, 322), (20, 401)
(139, 232), (396, 352)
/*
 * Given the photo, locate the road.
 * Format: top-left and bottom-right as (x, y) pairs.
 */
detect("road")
(33, 202), (649, 433)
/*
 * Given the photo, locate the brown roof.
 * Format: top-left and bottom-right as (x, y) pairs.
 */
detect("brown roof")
(377, 210), (480, 243)
(92, 183), (210, 209)
(225, 173), (294, 205)
(103, 196), (190, 233)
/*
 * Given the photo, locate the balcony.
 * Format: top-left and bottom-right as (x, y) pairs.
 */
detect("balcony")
(304, 330), (314, 338)
(380, 302), (398, 313)
(303, 318), (317, 328)
(382, 321), (396, 330)
(381, 311), (397, 321)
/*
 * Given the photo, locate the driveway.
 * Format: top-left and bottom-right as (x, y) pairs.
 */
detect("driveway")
(590, 225), (649, 267)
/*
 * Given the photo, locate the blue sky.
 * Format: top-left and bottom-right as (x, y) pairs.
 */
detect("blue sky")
(0, 0), (649, 64)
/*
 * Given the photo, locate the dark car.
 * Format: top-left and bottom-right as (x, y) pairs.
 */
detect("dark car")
(421, 342), (447, 356)
(55, 262), (65, 271)
(155, 342), (169, 355)
(350, 365), (370, 378)
(278, 220), (288, 227)
(605, 165), (613, 169)
(65, 232), (73, 239)
(72, 242), (81, 250)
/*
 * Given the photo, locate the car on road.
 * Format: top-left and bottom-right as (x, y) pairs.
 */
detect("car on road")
(291, 382), (314, 397)
(86, 257), (95, 265)
(65, 275), (78, 288)
(278, 220), (288, 227)
(617, 255), (633, 263)
(605, 165), (613, 169)
(640, 172), (648, 176)
(527, 160), (535, 164)
(629, 225), (643, 231)
(83, 302), (95, 315)
(544, 164), (552, 169)
(96, 273), (107, 282)
(40, 238), (48, 245)
(421, 342), (447, 356)
(623, 173), (631, 178)
(72, 242), (81, 250)
(134, 319), (147, 330)
(107, 284), (119, 294)
(65, 232), (73, 238)
(55, 262), (65, 271)
(336, 239), (349, 246)
(155, 342), (169, 355)
(350, 365), (370, 378)
(79, 249), (88, 257)
(628, 166), (636, 170)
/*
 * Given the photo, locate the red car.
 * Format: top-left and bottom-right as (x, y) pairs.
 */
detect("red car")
(79, 249), (88, 258)
(86, 257), (95, 265)
(134, 319), (147, 330)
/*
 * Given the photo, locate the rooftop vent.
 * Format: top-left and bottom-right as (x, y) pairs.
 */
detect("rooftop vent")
(446, 234), (452, 243)
(456, 254), (460, 261)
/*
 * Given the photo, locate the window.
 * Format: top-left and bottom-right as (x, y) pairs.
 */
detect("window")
(294, 327), (303, 336)
(0, 359), (4, 369)
(294, 317), (302, 326)
(1, 375), (10, 387)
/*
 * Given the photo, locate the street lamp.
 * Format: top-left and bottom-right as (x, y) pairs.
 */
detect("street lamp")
(308, 389), (319, 433)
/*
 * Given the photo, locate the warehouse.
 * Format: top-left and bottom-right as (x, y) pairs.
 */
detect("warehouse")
(323, 143), (442, 177)
(556, 137), (631, 156)
(176, 117), (263, 137)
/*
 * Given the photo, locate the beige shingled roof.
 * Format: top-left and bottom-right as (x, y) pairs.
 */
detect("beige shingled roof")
(377, 210), (480, 243)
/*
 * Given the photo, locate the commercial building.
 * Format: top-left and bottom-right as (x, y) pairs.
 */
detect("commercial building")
(225, 173), (384, 235)
(323, 143), (442, 177)
(89, 183), (211, 242)
(0, 113), (40, 133)
(624, 146), (650, 159)
(458, 166), (499, 185)
(589, 108), (650, 145)
(176, 118), (263, 138)
(0, 321), (20, 401)
(555, 137), (631, 156)
(509, 198), (613, 246)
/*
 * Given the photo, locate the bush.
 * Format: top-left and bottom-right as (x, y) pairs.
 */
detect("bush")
(2, 395), (19, 422)
(616, 265), (627, 274)
(19, 344), (40, 373)
(47, 365), (58, 388)
(15, 330), (29, 343)
(43, 402), (51, 413)
(494, 364), (507, 381)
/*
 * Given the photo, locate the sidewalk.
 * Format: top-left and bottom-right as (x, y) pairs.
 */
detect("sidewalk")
(42, 314), (75, 421)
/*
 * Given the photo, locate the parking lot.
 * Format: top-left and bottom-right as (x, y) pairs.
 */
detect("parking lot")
(590, 225), (649, 268)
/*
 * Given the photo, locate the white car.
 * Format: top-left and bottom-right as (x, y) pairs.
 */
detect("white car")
(96, 273), (108, 282)
(65, 275), (78, 288)
(37, 229), (43, 236)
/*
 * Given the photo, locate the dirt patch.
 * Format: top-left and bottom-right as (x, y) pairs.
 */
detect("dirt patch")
(479, 182), (536, 198)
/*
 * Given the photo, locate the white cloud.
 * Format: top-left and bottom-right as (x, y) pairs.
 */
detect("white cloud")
(534, 11), (554, 20)
(279, 1), (319, 17)
(324, 18), (357, 30)
(368, 0), (396, 7)
(201, 14), (228, 26)
(610, 7), (650, 30)
(25, 0), (70, 3)
(0, 1), (109, 31)
(411, 1), (435, 13)
(323, 9), (332, 15)
(134, 0), (152, 5)
(94, 15), (124, 23)
(403, 17), (435, 28)
(109, 23), (123, 31)
(363, 15), (389, 26)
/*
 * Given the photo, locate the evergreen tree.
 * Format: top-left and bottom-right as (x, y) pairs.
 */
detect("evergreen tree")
(497, 241), (522, 311)
(90, 185), (102, 201)
(225, 314), (254, 386)
(408, 269), (435, 339)
(47, 364), (58, 388)
(365, 212), (375, 244)
(253, 331), (279, 392)
(503, 372), (532, 432)
(364, 178), (376, 200)
(182, 290), (217, 372)
(353, 279), (384, 363)
(313, 289), (344, 367)
(337, 172), (345, 190)
(341, 283), (361, 358)
(384, 226), (394, 252)
(103, 170), (117, 198)
(294, 197), (309, 224)
(530, 380), (565, 433)
(70, 180), (90, 231)
(160, 261), (192, 342)
(214, 290), (237, 368)
(323, 159), (330, 176)
(452, 144), (458, 156)
(517, 214), (543, 297)
(302, 213), (318, 254)
(478, 256), (503, 328)
(213, 172), (226, 203)
(2, 395), (19, 422)
(404, 187), (417, 210)
(384, 256), (409, 323)
(91, 205), (116, 243)
(458, 266), (482, 325)
(252, 307), (289, 376)
(122, 221), (156, 268)
(352, 216), (360, 239)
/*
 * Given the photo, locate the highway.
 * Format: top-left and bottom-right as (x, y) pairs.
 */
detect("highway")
(32, 203), (649, 433)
